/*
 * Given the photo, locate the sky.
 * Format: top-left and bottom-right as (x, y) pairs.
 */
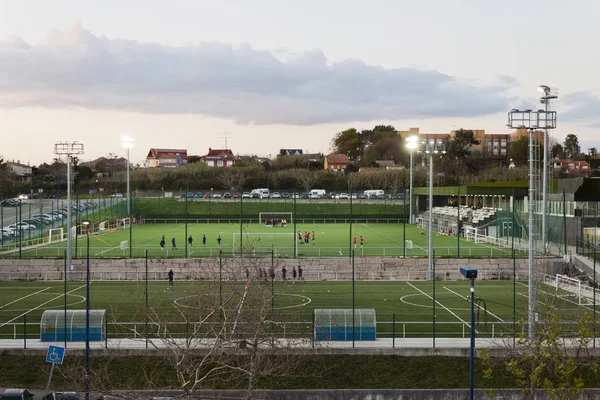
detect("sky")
(1, 0), (600, 166)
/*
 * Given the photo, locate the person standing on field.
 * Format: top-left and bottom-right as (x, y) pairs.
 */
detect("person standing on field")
(217, 235), (222, 248)
(292, 266), (297, 283)
(360, 236), (364, 248)
(282, 266), (287, 281)
(202, 234), (206, 247)
(171, 237), (177, 250)
(298, 265), (305, 282)
(168, 269), (174, 286)
(160, 237), (166, 252)
(188, 235), (193, 248)
(312, 231), (316, 245)
(353, 235), (357, 248)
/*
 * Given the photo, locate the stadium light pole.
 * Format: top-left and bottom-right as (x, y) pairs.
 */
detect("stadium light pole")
(538, 85), (558, 254)
(405, 135), (418, 224)
(121, 136), (135, 215)
(508, 108), (556, 339)
(82, 219), (91, 400)
(54, 142), (84, 281)
(423, 138), (445, 280)
(460, 267), (478, 400)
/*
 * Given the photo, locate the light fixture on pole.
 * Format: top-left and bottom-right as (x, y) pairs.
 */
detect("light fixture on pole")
(422, 138), (446, 281)
(538, 85), (558, 254)
(460, 266), (478, 400)
(507, 108), (556, 339)
(121, 136), (135, 215)
(81, 219), (91, 400)
(405, 135), (418, 224)
(53, 142), (84, 281)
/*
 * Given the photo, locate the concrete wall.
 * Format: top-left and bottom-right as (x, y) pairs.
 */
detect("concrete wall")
(0, 256), (541, 282)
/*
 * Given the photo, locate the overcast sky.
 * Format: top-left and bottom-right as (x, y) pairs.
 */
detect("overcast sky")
(1, 0), (599, 165)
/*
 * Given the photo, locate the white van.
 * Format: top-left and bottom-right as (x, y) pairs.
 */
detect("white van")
(364, 189), (385, 198)
(250, 188), (270, 199)
(310, 189), (326, 199)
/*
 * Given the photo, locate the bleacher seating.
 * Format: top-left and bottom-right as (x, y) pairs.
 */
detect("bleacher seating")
(422, 205), (497, 226)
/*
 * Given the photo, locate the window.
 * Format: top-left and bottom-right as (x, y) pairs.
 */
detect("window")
(217, 160), (223, 167)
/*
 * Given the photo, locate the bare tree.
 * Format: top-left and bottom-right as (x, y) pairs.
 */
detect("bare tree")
(294, 169), (319, 192)
(219, 168), (246, 191)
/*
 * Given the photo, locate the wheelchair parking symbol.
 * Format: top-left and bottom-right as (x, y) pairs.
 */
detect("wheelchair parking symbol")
(46, 345), (65, 364)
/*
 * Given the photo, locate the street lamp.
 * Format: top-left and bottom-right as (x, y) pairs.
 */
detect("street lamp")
(54, 142), (84, 281)
(267, 153), (272, 194)
(405, 136), (418, 224)
(422, 138), (446, 280)
(121, 136), (135, 215)
(81, 219), (91, 400)
(460, 267), (478, 400)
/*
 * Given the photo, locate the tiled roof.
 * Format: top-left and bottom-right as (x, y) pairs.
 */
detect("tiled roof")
(325, 153), (348, 164)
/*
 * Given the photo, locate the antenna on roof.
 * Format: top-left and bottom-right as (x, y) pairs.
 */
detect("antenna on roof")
(219, 131), (232, 149)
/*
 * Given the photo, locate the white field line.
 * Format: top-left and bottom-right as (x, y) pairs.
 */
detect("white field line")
(0, 287), (51, 310)
(95, 246), (119, 256)
(443, 286), (504, 322)
(0, 284), (87, 329)
(407, 282), (478, 333)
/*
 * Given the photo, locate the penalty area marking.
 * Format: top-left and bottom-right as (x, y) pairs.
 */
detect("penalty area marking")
(443, 286), (504, 322)
(1, 294), (86, 313)
(0, 287), (51, 310)
(95, 246), (120, 256)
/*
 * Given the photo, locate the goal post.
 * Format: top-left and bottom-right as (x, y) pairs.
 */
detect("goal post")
(48, 228), (64, 244)
(552, 274), (595, 305)
(258, 212), (293, 224)
(232, 232), (295, 254)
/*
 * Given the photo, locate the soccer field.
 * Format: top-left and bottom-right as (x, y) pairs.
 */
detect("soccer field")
(15, 222), (522, 258)
(0, 279), (590, 341)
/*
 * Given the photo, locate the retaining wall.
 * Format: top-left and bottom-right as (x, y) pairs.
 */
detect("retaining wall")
(0, 257), (546, 282)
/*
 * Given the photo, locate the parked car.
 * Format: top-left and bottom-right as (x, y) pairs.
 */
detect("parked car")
(251, 193), (261, 199)
(339, 193), (349, 200)
(42, 392), (79, 400)
(1, 199), (19, 207)
(212, 193), (222, 199)
(242, 192), (251, 198)
(194, 192), (203, 199)
(111, 193), (123, 197)
(301, 193), (310, 199)
(280, 192), (290, 199)
(17, 194), (29, 200)
(1, 388), (34, 400)
(358, 194), (368, 199)
(271, 192), (281, 199)
(232, 193), (241, 198)
(223, 192), (232, 198)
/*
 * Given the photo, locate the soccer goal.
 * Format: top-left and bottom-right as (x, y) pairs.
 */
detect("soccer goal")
(48, 228), (64, 244)
(98, 220), (109, 233)
(258, 212), (293, 225)
(552, 274), (596, 305)
(119, 217), (131, 229)
(232, 232), (295, 253)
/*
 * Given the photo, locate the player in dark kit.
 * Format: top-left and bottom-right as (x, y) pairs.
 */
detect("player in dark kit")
(168, 269), (174, 286)
(160, 237), (166, 252)
(188, 235), (193, 248)
(202, 235), (206, 247)
(171, 237), (177, 250)
(281, 266), (287, 281)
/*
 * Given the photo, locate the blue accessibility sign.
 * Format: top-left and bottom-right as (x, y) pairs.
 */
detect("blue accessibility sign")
(45, 345), (65, 365)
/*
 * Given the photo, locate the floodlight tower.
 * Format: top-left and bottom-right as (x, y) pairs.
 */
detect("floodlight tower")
(538, 85), (558, 254)
(422, 138), (446, 280)
(121, 136), (135, 215)
(54, 141), (84, 281)
(405, 136), (419, 224)
(508, 108), (556, 339)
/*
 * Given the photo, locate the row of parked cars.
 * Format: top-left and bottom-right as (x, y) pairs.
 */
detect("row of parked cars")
(0, 201), (96, 241)
(179, 191), (405, 200)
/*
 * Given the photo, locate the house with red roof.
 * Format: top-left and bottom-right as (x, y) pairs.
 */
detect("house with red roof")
(324, 153), (349, 173)
(201, 148), (236, 167)
(145, 149), (188, 168)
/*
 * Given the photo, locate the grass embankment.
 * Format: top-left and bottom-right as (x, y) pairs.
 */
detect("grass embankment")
(2, 354), (579, 390)
(133, 198), (407, 219)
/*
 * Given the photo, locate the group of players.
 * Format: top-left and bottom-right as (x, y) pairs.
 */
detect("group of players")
(298, 230), (316, 245)
(264, 218), (287, 227)
(160, 234), (222, 251)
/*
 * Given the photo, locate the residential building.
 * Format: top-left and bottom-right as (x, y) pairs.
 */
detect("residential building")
(145, 149), (188, 168)
(324, 153), (348, 173)
(6, 161), (32, 183)
(201, 148), (236, 167)
(397, 127), (544, 161)
(279, 149), (303, 156)
(553, 159), (591, 177)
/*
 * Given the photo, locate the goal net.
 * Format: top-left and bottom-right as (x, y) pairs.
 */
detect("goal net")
(232, 232), (295, 255)
(258, 212), (293, 225)
(48, 228), (64, 244)
(119, 217), (131, 229)
(550, 274), (596, 305)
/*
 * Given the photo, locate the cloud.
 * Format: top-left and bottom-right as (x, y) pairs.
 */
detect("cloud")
(562, 91), (600, 126)
(0, 23), (510, 125)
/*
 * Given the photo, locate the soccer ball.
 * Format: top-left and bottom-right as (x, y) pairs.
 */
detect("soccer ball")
(384, 299), (387, 301)
(327, 290), (330, 293)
